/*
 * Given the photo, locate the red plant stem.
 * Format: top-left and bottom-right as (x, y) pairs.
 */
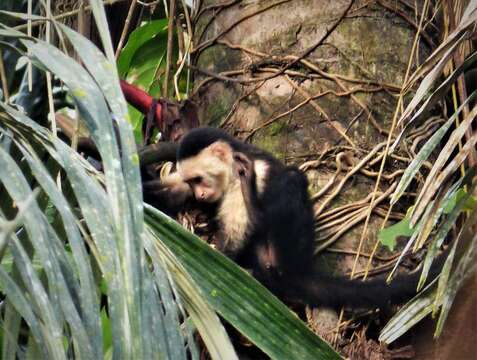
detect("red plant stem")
(120, 79), (162, 125)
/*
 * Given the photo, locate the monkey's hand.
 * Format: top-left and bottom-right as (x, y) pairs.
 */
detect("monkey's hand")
(143, 172), (192, 215)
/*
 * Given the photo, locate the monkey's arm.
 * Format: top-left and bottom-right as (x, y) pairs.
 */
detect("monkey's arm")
(143, 172), (192, 215)
(260, 167), (316, 276)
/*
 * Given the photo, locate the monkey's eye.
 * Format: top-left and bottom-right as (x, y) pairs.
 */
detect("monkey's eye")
(189, 176), (202, 185)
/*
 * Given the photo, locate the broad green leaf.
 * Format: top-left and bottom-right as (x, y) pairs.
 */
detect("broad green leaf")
(117, 20), (169, 141)
(386, 205), (429, 282)
(378, 208), (415, 251)
(145, 205), (341, 360)
(124, 35), (168, 141)
(1, 289), (23, 359)
(126, 36), (168, 95)
(117, 19), (168, 77)
(0, 147), (95, 359)
(144, 229), (235, 360)
(442, 188), (477, 214)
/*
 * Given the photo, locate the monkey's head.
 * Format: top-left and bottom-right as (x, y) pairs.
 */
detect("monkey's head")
(176, 127), (242, 203)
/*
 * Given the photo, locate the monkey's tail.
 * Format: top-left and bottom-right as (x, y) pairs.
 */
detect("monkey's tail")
(288, 252), (448, 309)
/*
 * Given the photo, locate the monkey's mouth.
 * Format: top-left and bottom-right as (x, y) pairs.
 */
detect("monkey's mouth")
(197, 192), (221, 203)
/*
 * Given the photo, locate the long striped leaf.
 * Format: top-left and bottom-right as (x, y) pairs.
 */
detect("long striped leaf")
(145, 205), (341, 360)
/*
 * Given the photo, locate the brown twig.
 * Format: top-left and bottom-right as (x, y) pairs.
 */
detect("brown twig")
(217, 38), (402, 91)
(194, 0), (240, 21)
(314, 142), (387, 217)
(217, 39), (267, 57)
(284, 75), (358, 147)
(348, 258), (403, 277)
(376, 0), (434, 48)
(276, 0), (356, 75)
(13, 0), (128, 31)
(194, 49), (389, 137)
(56, 113), (98, 156)
(315, 182), (397, 253)
(317, 203), (402, 237)
(407, 115), (444, 138)
(114, 0), (138, 59)
(193, 0), (292, 55)
(163, 0), (177, 98)
(310, 153), (346, 201)
(191, 58), (401, 96)
(194, 0), (241, 42)
(220, 81), (267, 128)
(245, 89), (332, 141)
(316, 196), (372, 223)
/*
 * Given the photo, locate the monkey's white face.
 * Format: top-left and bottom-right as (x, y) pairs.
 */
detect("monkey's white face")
(177, 141), (235, 203)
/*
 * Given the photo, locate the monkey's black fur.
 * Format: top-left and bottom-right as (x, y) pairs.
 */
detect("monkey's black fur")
(174, 127), (444, 309)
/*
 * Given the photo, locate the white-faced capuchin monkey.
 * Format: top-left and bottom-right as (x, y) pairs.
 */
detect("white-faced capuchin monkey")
(146, 127), (445, 309)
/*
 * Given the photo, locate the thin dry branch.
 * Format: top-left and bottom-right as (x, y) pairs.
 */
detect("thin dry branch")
(220, 81), (267, 128)
(194, 0), (241, 42)
(315, 182), (397, 254)
(163, 0), (177, 98)
(193, 0), (292, 55)
(308, 153), (346, 201)
(114, 0), (138, 59)
(314, 141), (387, 217)
(376, 0), (435, 48)
(13, 0), (127, 31)
(216, 38), (402, 91)
(283, 76), (357, 147)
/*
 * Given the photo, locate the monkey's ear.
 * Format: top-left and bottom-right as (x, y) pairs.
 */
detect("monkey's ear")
(233, 152), (252, 177)
(208, 141), (233, 162)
